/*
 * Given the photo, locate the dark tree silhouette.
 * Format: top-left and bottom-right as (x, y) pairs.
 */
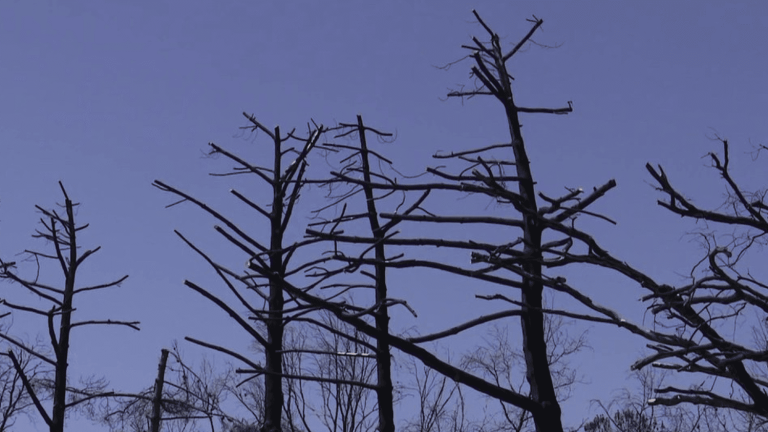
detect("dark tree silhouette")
(0, 347), (37, 431)
(604, 139), (768, 419)
(0, 182), (139, 432)
(630, 139), (768, 418)
(154, 116), (349, 432)
(552, 136), (768, 421)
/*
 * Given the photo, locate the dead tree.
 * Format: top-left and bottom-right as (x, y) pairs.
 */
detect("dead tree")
(299, 116), (400, 432)
(311, 313), (378, 432)
(0, 349), (37, 431)
(579, 138), (768, 419)
(401, 355), (472, 432)
(634, 139), (768, 417)
(154, 115), (371, 432)
(0, 182), (139, 432)
(461, 315), (587, 432)
(510, 131), (768, 419)
(149, 348), (169, 432)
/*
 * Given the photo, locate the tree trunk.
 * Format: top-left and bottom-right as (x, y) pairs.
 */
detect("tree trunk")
(50, 197), (78, 432)
(264, 127), (285, 432)
(150, 349), (170, 432)
(501, 77), (563, 432)
(357, 115), (395, 432)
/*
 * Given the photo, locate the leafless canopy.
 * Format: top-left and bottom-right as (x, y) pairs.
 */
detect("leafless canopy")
(630, 139), (768, 417)
(0, 182), (138, 432)
(287, 11), (664, 432)
(153, 10), (768, 432)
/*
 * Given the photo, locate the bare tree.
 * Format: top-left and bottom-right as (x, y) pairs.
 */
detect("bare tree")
(367, 12), (768, 430)
(461, 313), (587, 432)
(0, 182), (139, 432)
(154, 116), (363, 432)
(311, 313), (378, 432)
(0, 348), (37, 431)
(206, 302), (378, 432)
(296, 114), (405, 432)
(401, 352), (478, 432)
(616, 138), (768, 419)
(149, 349), (170, 432)
(225, 326), (312, 432)
(541, 133), (768, 423)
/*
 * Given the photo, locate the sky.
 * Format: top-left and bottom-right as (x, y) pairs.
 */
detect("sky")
(1, 1), (767, 431)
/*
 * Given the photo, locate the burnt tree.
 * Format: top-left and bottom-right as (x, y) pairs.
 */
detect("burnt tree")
(0, 347), (37, 431)
(0, 182), (139, 432)
(589, 138), (768, 419)
(155, 115), (374, 432)
(635, 139), (768, 417)
(525, 134), (768, 418)
(303, 116), (399, 432)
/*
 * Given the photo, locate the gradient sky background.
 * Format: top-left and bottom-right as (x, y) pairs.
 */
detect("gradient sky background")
(1, 1), (767, 431)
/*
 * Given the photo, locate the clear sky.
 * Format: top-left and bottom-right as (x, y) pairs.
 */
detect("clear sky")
(1, 1), (767, 431)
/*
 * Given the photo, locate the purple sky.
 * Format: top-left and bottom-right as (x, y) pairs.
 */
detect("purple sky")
(1, 2), (767, 431)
